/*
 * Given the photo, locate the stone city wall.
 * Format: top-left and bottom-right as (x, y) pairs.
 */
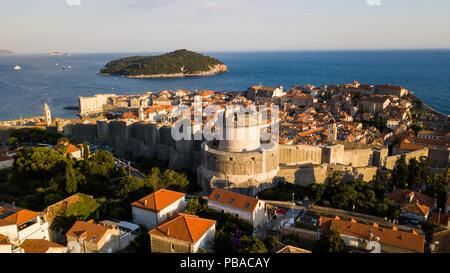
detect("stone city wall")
(384, 148), (429, 170)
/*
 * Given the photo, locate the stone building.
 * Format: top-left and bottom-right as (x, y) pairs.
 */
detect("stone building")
(43, 103), (52, 126)
(375, 85), (408, 98)
(149, 213), (216, 253)
(78, 94), (116, 116)
(66, 220), (121, 253)
(319, 216), (425, 253)
(246, 85), (284, 104)
(198, 111), (280, 196)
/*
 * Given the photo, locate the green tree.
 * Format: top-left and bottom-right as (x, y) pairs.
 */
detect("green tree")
(392, 155), (408, 188)
(65, 162), (77, 194)
(83, 140), (90, 161)
(312, 227), (345, 253)
(331, 171), (342, 184)
(114, 176), (146, 200)
(237, 236), (267, 253)
(185, 197), (203, 215)
(263, 235), (279, 252)
(6, 137), (18, 148)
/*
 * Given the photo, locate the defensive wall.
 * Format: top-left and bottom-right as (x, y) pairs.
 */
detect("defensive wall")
(1, 121), (439, 195)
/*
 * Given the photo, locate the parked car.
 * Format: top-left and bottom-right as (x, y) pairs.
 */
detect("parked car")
(276, 209), (286, 215)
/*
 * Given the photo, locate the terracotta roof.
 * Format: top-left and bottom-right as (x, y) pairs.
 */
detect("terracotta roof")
(66, 220), (111, 244)
(131, 189), (186, 213)
(149, 213), (215, 244)
(4, 209), (40, 226)
(319, 217), (424, 253)
(401, 203), (430, 216)
(276, 245), (312, 253)
(208, 188), (259, 212)
(20, 239), (66, 253)
(389, 189), (435, 208)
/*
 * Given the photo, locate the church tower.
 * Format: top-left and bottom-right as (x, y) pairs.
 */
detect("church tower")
(139, 107), (145, 121)
(44, 103), (52, 126)
(327, 119), (337, 142)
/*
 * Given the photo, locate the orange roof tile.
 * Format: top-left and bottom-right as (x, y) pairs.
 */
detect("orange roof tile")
(4, 209), (40, 226)
(208, 188), (259, 212)
(20, 239), (66, 253)
(66, 220), (112, 244)
(131, 189), (186, 213)
(149, 214), (215, 244)
(319, 217), (425, 253)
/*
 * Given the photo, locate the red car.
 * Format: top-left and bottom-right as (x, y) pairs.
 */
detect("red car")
(276, 209), (286, 215)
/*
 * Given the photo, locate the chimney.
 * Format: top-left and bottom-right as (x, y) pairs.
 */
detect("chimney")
(144, 199), (148, 207)
(167, 228), (170, 237)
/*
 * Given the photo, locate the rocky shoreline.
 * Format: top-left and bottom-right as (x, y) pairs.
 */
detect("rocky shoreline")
(98, 64), (228, 79)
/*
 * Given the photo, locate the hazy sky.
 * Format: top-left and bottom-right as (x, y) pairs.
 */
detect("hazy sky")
(1, 0), (450, 53)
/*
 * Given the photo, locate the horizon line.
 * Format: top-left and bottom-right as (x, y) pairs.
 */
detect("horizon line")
(7, 48), (450, 55)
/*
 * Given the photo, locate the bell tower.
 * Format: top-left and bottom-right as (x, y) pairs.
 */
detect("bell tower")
(44, 103), (52, 126)
(327, 119), (337, 142)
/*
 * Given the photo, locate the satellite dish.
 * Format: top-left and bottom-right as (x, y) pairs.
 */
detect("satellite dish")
(67, 240), (81, 253)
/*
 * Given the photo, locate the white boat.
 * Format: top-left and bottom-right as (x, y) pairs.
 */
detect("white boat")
(14, 65), (22, 70)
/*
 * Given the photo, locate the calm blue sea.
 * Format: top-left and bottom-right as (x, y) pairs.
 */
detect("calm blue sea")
(0, 50), (449, 121)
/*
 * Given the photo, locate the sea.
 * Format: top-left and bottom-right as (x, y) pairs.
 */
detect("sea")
(0, 50), (449, 121)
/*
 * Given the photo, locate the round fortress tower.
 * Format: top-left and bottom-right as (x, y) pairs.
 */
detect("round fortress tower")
(198, 108), (280, 196)
(218, 110), (261, 152)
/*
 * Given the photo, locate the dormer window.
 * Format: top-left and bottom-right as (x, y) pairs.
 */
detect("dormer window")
(245, 202), (250, 208)
(229, 198), (234, 204)
(214, 194), (220, 199)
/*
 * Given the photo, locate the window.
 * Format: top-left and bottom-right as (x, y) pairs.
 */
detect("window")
(214, 194), (220, 199)
(171, 244), (175, 252)
(245, 202), (250, 208)
(229, 198), (234, 204)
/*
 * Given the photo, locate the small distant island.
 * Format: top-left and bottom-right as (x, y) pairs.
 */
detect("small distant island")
(0, 50), (16, 55)
(99, 49), (228, 78)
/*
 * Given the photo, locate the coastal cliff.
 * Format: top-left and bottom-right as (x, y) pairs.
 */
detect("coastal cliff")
(99, 49), (228, 78)
(110, 64), (228, 79)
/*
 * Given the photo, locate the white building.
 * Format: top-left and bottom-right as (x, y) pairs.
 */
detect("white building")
(387, 118), (401, 130)
(0, 205), (50, 253)
(78, 94), (116, 116)
(131, 189), (186, 229)
(207, 188), (268, 231)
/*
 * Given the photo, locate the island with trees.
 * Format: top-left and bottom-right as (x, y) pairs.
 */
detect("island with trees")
(99, 49), (228, 78)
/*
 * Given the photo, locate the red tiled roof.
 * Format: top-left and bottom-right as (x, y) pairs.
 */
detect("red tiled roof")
(149, 213), (215, 244)
(131, 189), (185, 213)
(4, 209), (40, 226)
(208, 188), (259, 212)
(66, 220), (111, 244)
(20, 239), (66, 253)
(319, 217), (424, 253)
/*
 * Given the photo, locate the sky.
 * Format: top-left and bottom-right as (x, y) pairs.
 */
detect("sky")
(1, 0), (450, 53)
